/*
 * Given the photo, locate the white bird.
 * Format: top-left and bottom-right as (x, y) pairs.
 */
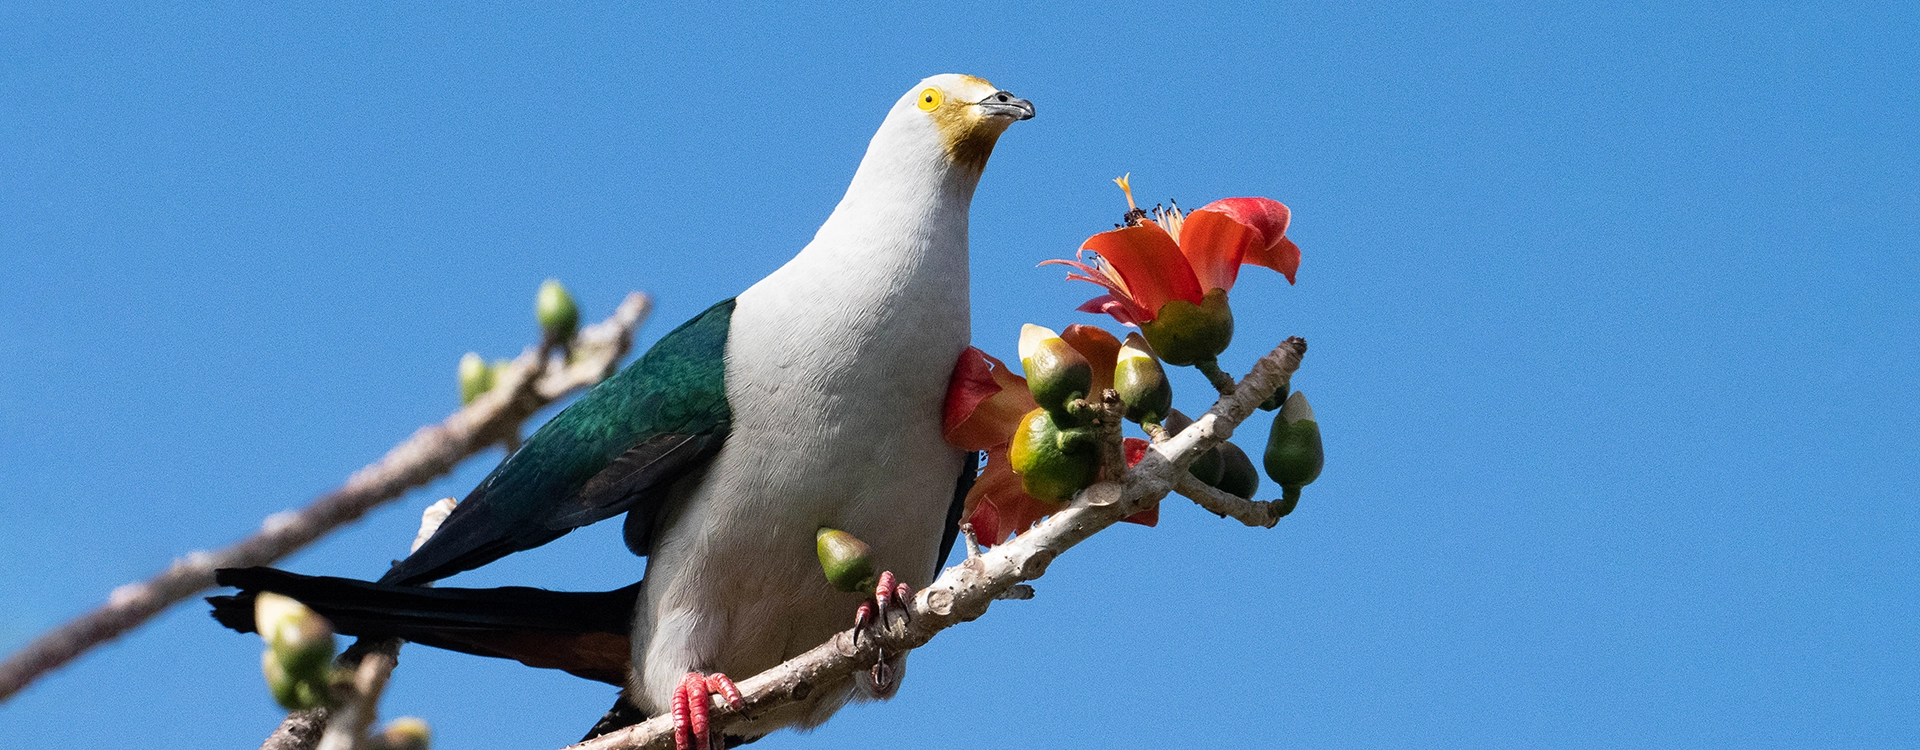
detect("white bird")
(212, 74), (1034, 749)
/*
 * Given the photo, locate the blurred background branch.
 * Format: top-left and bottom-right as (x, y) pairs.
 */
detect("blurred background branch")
(0, 292), (651, 704)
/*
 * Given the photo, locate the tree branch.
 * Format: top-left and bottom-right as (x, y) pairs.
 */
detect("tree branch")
(1173, 474), (1288, 528)
(0, 293), (653, 703)
(566, 336), (1307, 750)
(261, 493), (462, 750)
(315, 639), (401, 750)
(260, 708), (331, 750)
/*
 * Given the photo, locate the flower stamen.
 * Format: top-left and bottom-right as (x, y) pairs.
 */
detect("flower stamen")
(1114, 173), (1150, 227)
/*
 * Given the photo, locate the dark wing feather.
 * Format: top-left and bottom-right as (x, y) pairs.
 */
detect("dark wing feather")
(381, 299), (735, 586)
(546, 432), (722, 529)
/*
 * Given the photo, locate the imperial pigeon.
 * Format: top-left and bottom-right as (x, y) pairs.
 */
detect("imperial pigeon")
(210, 74), (1034, 749)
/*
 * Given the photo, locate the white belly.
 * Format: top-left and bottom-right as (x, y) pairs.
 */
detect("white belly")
(627, 264), (969, 730)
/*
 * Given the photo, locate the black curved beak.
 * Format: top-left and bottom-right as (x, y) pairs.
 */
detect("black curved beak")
(975, 90), (1036, 121)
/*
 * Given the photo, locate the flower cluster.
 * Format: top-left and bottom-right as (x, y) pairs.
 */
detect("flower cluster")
(942, 326), (1160, 545)
(941, 176), (1321, 546)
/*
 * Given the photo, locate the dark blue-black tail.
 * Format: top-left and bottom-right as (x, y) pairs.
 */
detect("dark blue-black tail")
(208, 567), (639, 685)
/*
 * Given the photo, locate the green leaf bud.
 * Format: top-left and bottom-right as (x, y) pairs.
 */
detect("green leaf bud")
(1114, 333), (1172, 425)
(1213, 441), (1261, 499)
(816, 528), (877, 593)
(458, 352), (494, 405)
(1008, 408), (1100, 503)
(1018, 324), (1094, 426)
(1140, 288), (1234, 366)
(535, 279), (580, 343)
(1264, 391), (1323, 496)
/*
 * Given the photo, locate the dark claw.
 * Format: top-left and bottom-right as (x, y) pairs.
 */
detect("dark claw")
(869, 655), (894, 694)
(893, 582), (913, 624)
(853, 601), (873, 646)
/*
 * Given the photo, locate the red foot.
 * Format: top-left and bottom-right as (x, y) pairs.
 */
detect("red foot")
(671, 672), (744, 750)
(850, 571), (913, 695)
(852, 570), (913, 642)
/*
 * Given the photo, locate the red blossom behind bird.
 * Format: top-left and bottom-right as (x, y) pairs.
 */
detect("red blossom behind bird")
(942, 326), (1156, 546)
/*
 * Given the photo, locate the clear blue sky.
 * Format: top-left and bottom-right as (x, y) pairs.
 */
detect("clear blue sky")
(3, 2), (1916, 747)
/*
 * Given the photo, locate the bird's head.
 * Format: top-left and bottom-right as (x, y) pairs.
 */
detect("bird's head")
(890, 74), (1035, 175)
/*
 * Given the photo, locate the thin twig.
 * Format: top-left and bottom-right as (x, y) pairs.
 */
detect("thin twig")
(315, 640), (401, 750)
(565, 336), (1306, 750)
(1173, 474), (1288, 528)
(0, 293), (652, 703)
(265, 492), (466, 749)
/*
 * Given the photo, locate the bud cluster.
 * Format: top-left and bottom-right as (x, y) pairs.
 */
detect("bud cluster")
(456, 279), (581, 405)
(999, 320), (1323, 513)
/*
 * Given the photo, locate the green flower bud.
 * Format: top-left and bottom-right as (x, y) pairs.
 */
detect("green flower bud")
(1008, 407), (1100, 503)
(535, 279), (580, 343)
(1213, 441), (1261, 499)
(1114, 333), (1172, 425)
(816, 528), (877, 593)
(1140, 288), (1234, 366)
(1161, 410), (1224, 487)
(1018, 324), (1094, 426)
(371, 717), (432, 750)
(1259, 382), (1290, 412)
(1264, 391), (1323, 504)
(458, 352), (494, 405)
(1189, 446), (1226, 486)
(254, 592), (335, 680)
(261, 648), (332, 711)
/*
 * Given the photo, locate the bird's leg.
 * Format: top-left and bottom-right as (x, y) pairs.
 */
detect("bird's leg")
(853, 570), (913, 643)
(850, 569), (913, 694)
(671, 671), (744, 750)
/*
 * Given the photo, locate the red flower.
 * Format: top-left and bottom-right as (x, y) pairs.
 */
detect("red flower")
(1045, 175), (1299, 329)
(942, 329), (1157, 546)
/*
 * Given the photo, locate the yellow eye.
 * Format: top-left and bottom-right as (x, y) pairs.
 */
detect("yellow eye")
(917, 87), (943, 111)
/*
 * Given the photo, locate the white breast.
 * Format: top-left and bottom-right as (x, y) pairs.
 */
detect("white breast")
(626, 101), (984, 732)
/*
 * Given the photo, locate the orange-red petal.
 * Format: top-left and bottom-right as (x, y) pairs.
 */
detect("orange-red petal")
(1176, 209), (1259, 293)
(1120, 437), (1158, 527)
(1256, 236), (1301, 284)
(943, 348), (1039, 451)
(1059, 324), (1121, 396)
(1076, 295), (1145, 328)
(1202, 197), (1299, 284)
(1080, 223), (1204, 318)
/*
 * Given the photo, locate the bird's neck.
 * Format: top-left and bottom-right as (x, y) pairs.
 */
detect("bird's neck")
(777, 129), (982, 304)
